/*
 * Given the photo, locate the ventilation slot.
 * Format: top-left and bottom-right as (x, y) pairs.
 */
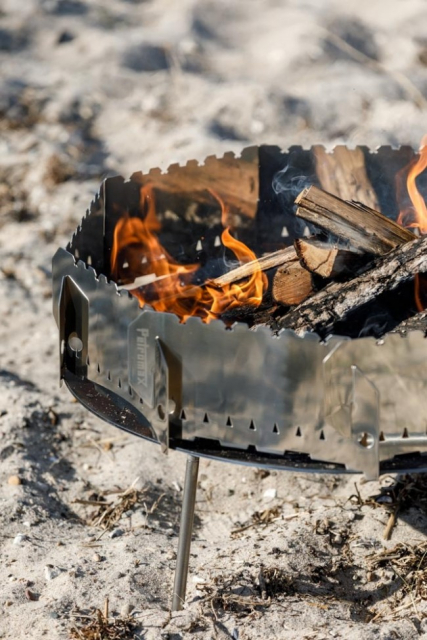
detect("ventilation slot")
(86, 355), (90, 366)
(107, 371), (111, 381)
(97, 363), (101, 374)
(226, 416), (233, 427)
(118, 378), (122, 389)
(273, 424), (279, 434)
(128, 385), (133, 397)
(295, 427), (302, 437)
(249, 420), (256, 431)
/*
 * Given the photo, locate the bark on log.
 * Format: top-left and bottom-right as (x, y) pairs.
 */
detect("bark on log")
(210, 246), (296, 287)
(272, 260), (314, 306)
(314, 146), (380, 210)
(277, 234), (427, 336)
(295, 185), (415, 255)
(294, 238), (362, 279)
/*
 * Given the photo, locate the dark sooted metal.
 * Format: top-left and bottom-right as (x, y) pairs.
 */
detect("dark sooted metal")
(52, 145), (427, 479)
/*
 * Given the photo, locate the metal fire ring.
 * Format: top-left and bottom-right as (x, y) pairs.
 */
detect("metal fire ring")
(52, 144), (427, 481)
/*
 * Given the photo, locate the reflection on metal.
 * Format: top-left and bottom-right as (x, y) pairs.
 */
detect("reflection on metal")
(52, 145), (427, 480)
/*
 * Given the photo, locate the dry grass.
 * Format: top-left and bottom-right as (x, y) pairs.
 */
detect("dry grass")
(369, 541), (427, 601)
(74, 486), (145, 531)
(231, 506), (281, 536)
(351, 474), (427, 540)
(69, 599), (137, 640)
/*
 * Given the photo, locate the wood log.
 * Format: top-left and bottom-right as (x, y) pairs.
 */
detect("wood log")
(277, 233), (427, 336)
(210, 246), (296, 287)
(294, 238), (363, 279)
(272, 260), (314, 306)
(314, 146), (380, 210)
(295, 185), (415, 255)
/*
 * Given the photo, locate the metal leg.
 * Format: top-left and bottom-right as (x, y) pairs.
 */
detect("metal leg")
(172, 455), (200, 611)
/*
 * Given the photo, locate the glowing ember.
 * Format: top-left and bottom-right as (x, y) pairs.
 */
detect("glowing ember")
(110, 185), (267, 322)
(396, 135), (427, 311)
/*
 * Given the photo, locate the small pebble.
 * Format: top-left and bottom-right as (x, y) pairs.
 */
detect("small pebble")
(120, 603), (134, 617)
(13, 533), (27, 545)
(92, 553), (102, 562)
(8, 475), (22, 486)
(25, 589), (38, 601)
(44, 564), (59, 581)
(110, 528), (124, 539)
(263, 488), (277, 501)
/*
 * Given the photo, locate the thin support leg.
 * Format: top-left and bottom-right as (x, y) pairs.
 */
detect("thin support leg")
(172, 455), (200, 611)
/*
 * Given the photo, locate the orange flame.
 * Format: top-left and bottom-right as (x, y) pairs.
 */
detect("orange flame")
(397, 135), (427, 311)
(111, 185), (267, 322)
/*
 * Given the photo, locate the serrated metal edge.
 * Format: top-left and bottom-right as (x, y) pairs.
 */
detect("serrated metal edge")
(61, 144), (422, 342)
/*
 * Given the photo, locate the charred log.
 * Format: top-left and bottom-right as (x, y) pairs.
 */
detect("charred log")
(276, 234), (427, 337)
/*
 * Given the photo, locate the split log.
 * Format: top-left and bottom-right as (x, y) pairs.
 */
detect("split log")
(272, 260), (314, 306)
(295, 185), (415, 255)
(294, 238), (363, 279)
(210, 246), (296, 287)
(278, 233), (427, 336)
(313, 146), (380, 210)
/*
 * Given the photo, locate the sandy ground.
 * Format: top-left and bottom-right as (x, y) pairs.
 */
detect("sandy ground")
(1, 0), (427, 638)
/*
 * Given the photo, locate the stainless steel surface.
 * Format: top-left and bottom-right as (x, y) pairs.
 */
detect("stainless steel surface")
(172, 455), (200, 612)
(52, 145), (427, 480)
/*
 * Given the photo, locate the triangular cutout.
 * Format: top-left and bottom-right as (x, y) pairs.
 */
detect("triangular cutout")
(107, 371), (111, 381)
(97, 363), (101, 373)
(203, 413), (209, 424)
(379, 431), (385, 442)
(118, 378), (122, 388)
(180, 409), (187, 421)
(273, 423), (279, 434)
(226, 416), (233, 427)
(402, 427), (409, 439)
(295, 426), (302, 437)
(249, 420), (256, 431)
(86, 355), (90, 366)
(319, 430), (325, 441)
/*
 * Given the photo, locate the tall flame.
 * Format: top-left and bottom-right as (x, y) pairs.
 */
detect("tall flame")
(110, 185), (267, 322)
(397, 135), (427, 311)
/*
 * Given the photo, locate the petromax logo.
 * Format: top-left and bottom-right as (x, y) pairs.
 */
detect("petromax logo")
(136, 328), (149, 386)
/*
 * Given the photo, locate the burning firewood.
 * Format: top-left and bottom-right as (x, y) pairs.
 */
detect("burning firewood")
(277, 233), (427, 336)
(210, 246), (296, 287)
(295, 185), (415, 255)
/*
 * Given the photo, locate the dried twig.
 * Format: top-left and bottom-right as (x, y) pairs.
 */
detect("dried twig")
(69, 601), (136, 640)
